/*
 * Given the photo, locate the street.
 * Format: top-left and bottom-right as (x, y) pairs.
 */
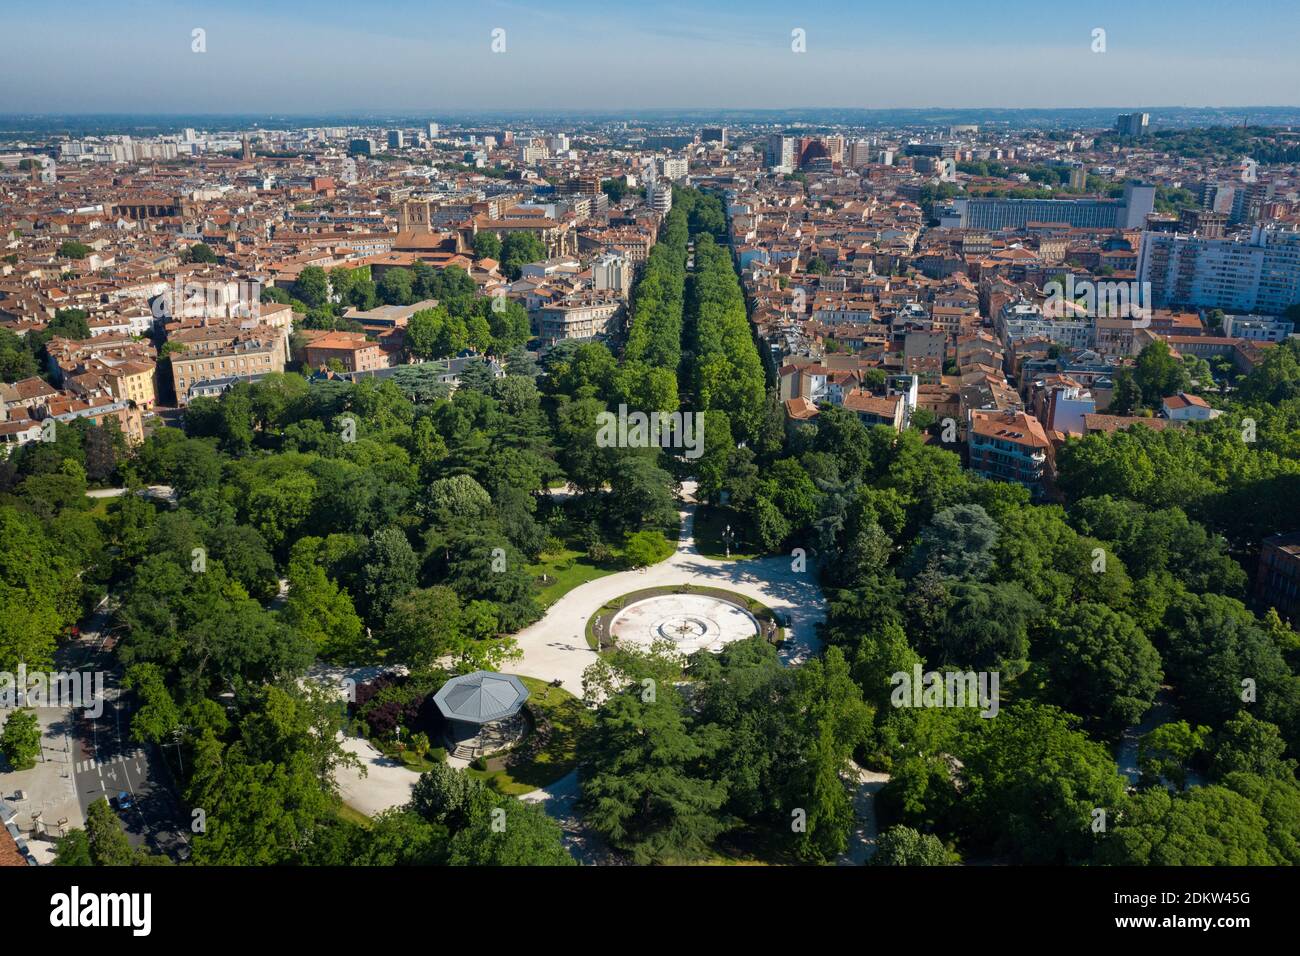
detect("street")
(57, 599), (193, 861)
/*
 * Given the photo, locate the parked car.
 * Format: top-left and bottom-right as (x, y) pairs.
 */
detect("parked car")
(110, 790), (133, 812)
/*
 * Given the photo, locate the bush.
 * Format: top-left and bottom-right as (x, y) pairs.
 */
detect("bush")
(622, 529), (673, 568)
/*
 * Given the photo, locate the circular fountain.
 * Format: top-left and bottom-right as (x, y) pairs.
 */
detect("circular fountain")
(609, 592), (759, 655)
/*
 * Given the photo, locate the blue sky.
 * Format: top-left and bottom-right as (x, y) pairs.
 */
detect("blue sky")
(4, 0), (1298, 113)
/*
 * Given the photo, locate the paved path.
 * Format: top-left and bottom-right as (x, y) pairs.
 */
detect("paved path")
(1115, 686), (1203, 788)
(511, 481), (825, 695)
(335, 737), (415, 817)
(85, 485), (176, 504)
(334, 482), (828, 831)
(838, 764), (891, 866)
(519, 769), (619, 865)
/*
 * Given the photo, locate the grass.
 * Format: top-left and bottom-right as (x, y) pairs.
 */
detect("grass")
(463, 675), (593, 796)
(366, 738), (447, 773)
(526, 510), (680, 609)
(693, 505), (764, 561)
(527, 545), (619, 609)
(335, 802), (372, 829)
(85, 497), (112, 520)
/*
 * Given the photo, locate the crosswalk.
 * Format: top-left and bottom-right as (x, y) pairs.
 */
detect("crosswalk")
(75, 749), (144, 774)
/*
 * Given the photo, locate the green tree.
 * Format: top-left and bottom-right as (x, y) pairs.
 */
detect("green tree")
(1210, 712), (1297, 781)
(85, 797), (135, 866)
(284, 543), (365, 661)
(0, 708), (41, 770)
(580, 682), (730, 864)
(185, 242), (218, 264)
(122, 664), (181, 745)
(871, 825), (954, 865)
(1137, 720), (1209, 791)
(473, 231), (501, 261)
(960, 703), (1127, 863)
(1037, 602), (1162, 738)
(293, 266), (330, 309)
(360, 527), (419, 622)
(51, 828), (93, 866)
(1098, 784), (1277, 865)
(622, 529), (673, 568)
(410, 763), (494, 831)
(446, 799), (575, 866)
(1132, 339), (1189, 407)
(500, 232), (547, 280)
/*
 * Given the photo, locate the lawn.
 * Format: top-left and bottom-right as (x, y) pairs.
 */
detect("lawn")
(464, 675), (593, 796)
(365, 739), (448, 773)
(526, 513), (680, 609)
(335, 802), (372, 829)
(527, 545), (619, 609)
(693, 505), (764, 560)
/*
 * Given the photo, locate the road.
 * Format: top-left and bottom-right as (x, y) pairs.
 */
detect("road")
(58, 599), (193, 861)
(84, 484), (176, 503)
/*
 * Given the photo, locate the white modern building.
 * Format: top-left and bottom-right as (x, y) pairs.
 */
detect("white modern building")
(1138, 225), (1300, 316)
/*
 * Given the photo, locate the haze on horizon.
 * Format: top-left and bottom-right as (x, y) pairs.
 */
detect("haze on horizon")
(3, 0), (1298, 115)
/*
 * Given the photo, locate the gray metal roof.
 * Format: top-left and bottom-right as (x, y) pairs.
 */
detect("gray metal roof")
(433, 671), (529, 724)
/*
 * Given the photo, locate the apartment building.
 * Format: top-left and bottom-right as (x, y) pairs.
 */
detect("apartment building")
(996, 301), (1094, 351)
(106, 360), (157, 409)
(1138, 225), (1300, 315)
(171, 335), (285, 405)
(903, 330), (946, 384)
(592, 253), (633, 297)
(967, 409), (1053, 494)
(842, 390), (905, 430)
(534, 295), (624, 344)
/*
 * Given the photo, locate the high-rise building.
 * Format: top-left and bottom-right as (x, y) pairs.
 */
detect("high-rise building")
(848, 140), (873, 167)
(824, 134), (845, 165)
(1138, 224), (1300, 315)
(646, 179), (673, 214)
(427, 122), (440, 139)
(387, 130), (405, 150)
(659, 156), (688, 181)
(592, 253), (632, 297)
(1178, 208), (1227, 239)
(766, 134), (797, 172)
(700, 127), (727, 147)
(1116, 113), (1150, 137)
(1068, 165), (1087, 190)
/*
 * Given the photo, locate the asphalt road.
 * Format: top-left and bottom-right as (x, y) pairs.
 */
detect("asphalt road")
(58, 601), (193, 861)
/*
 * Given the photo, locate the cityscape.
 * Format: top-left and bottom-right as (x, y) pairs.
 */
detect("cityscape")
(1, 0), (1298, 936)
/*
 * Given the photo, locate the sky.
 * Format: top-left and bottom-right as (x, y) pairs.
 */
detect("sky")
(3, 0), (1299, 114)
